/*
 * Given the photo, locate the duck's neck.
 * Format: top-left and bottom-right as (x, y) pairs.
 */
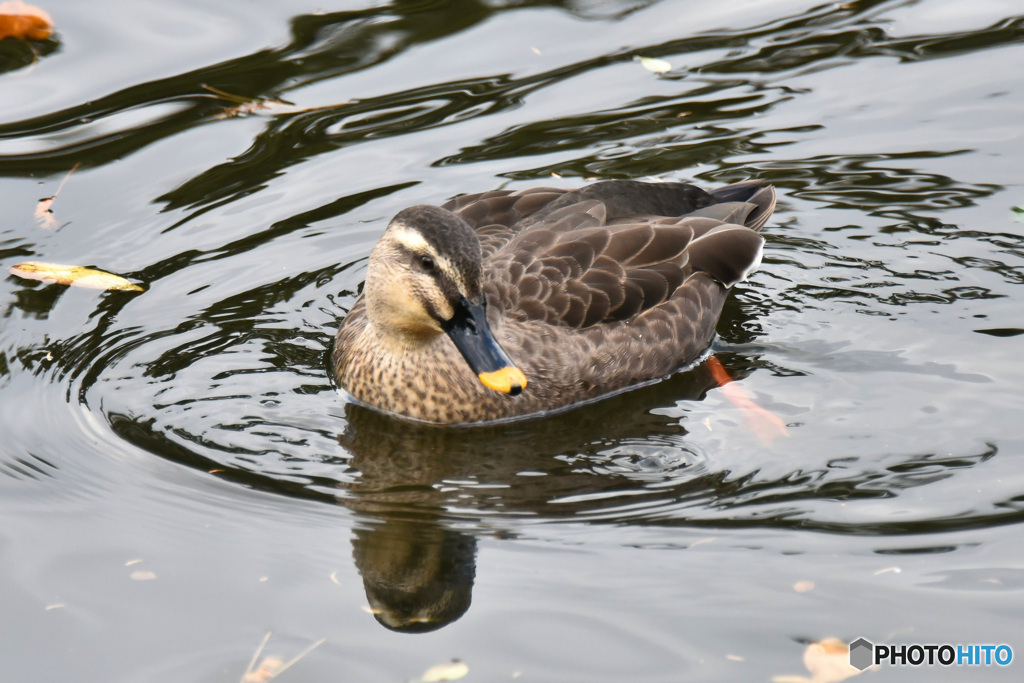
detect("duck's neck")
(369, 318), (441, 355)
(342, 316), (494, 423)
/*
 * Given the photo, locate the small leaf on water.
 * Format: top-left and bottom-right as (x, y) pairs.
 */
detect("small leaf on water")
(10, 262), (144, 292)
(242, 657), (284, 683)
(34, 197), (58, 229)
(34, 163), (79, 230)
(239, 632), (325, 683)
(419, 659), (469, 682)
(638, 56), (672, 74)
(1012, 206), (1024, 223)
(804, 639), (864, 682)
(793, 580), (815, 593)
(0, 0), (52, 40)
(202, 85), (337, 119)
(130, 570), (157, 581)
(772, 638), (866, 683)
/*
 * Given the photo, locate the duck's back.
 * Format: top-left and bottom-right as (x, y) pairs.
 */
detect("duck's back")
(438, 180), (775, 416)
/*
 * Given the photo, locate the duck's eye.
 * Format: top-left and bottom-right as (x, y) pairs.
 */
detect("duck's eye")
(419, 255), (435, 272)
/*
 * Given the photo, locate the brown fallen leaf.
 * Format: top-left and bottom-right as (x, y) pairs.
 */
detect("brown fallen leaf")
(772, 638), (866, 683)
(10, 262), (144, 292)
(0, 1), (52, 41)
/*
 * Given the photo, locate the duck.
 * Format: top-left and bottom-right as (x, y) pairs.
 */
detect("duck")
(332, 179), (775, 424)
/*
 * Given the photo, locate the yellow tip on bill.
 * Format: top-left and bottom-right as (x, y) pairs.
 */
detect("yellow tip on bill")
(478, 366), (527, 395)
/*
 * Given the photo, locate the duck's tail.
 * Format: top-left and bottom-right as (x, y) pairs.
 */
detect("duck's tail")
(707, 180), (776, 232)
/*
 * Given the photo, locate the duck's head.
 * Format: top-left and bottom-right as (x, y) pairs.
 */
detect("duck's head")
(364, 205), (526, 396)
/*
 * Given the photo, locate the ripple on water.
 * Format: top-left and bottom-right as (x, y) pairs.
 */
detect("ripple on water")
(3, 0), (1024, 678)
(0, 0), (1022, 569)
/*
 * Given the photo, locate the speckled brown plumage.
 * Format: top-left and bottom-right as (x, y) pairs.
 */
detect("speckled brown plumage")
(332, 179), (776, 423)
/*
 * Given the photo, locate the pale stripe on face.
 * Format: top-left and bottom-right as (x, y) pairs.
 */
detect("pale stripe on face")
(388, 221), (471, 296)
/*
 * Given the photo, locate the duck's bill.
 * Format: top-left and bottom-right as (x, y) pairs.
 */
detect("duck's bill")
(442, 298), (527, 396)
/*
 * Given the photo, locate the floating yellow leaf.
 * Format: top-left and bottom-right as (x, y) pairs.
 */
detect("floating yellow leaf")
(0, 0), (52, 40)
(772, 638), (866, 683)
(638, 56), (672, 74)
(419, 659), (469, 682)
(793, 580), (815, 593)
(10, 262), (144, 292)
(130, 570), (157, 581)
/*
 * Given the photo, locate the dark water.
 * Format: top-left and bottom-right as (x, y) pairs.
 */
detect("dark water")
(2, 0), (1023, 680)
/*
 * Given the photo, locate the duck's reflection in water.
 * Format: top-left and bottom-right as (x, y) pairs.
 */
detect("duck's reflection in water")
(352, 514), (476, 633)
(339, 362), (723, 632)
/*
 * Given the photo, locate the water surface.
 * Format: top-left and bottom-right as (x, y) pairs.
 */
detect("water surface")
(2, 0), (1023, 680)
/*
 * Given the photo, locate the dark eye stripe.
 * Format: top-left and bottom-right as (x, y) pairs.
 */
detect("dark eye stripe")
(395, 243), (439, 273)
(396, 244), (465, 306)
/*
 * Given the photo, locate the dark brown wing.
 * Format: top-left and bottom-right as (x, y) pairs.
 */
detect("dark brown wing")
(517, 180), (718, 226)
(484, 181), (773, 329)
(441, 187), (569, 257)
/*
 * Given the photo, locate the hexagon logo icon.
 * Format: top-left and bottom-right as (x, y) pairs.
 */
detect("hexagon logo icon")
(849, 637), (874, 671)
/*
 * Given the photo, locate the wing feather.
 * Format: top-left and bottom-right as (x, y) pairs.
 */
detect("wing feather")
(483, 181), (772, 330)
